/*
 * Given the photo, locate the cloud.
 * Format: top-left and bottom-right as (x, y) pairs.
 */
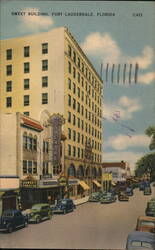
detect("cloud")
(18, 8), (54, 33)
(103, 96), (141, 121)
(81, 32), (154, 71)
(81, 32), (121, 64)
(102, 151), (144, 172)
(138, 72), (155, 85)
(105, 134), (150, 151)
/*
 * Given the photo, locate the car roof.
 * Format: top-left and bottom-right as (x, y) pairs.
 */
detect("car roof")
(32, 203), (49, 207)
(137, 216), (155, 222)
(127, 231), (155, 243)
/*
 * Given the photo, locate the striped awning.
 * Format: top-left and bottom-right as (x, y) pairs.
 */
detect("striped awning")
(79, 181), (90, 190)
(92, 180), (102, 187)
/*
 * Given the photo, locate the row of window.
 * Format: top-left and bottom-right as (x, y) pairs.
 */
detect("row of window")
(68, 165), (102, 178)
(68, 95), (102, 122)
(68, 128), (102, 151)
(6, 60), (48, 75)
(6, 43), (48, 60)
(68, 78), (102, 106)
(68, 61), (102, 95)
(23, 160), (37, 174)
(67, 144), (102, 163)
(68, 44), (102, 93)
(5, 77), (48, 92)
(68, 111), (102, 135)
(6, 93), (48, 107)
(23, 134), (37, 151)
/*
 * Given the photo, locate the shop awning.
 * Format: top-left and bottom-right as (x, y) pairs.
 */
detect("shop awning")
(92, 180), (102, 187)
(79, 181), (90, 190)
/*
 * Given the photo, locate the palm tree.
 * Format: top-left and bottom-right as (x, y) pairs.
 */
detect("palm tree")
(145, 126), (155, 151)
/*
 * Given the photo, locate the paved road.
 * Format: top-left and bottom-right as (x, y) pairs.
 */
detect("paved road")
(0, 188), (154, 249)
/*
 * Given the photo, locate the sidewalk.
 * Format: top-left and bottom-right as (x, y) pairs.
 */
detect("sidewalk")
(73, 196), (89, 206)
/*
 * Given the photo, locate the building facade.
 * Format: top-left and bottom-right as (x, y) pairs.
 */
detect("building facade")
(0, 27), (103, 208)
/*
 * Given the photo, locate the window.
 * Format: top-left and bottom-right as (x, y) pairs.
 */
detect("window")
(24, 46), (30, 57)
(42, 43), (48, 54)
(33, 137), (37, 151)
(42, 93), (48, 104)
(77, 132), (80, 143)
(6, 65), (12, 75)
(24, 95), (29, 106)
(81, 91), (84, 101)
(68, 111), (71, 123)
(27, 136), (33, 150)
(77, 102), (80, 113)
(73, 98), (76, 110)
(42, 76), (48, 87)
(42, 60), (48, 71)
(78, 148), (80, 158)
(23, 112), (29, 116)
(73, 51), (76, 63)
(77, 87), (80, 98)
(28, 161), (32, 174)
(6, 49), (12, 60)
(81, 105), (84, 116)
(73, 146), (76, 157)
(68, 144), (71, 156)
(23, 160), (27, 174)
(82, 62), (84, 72)
(73, 114), (76, 125)
(24, 79), (30, 90)
(78, 57), (80, 68)
(6, 81), (12, 92)
(24, 62), (30, 73)
(68, 78), (71, 89)
(6, 97), (12, 107)
(78, 72), (80, 83)
(68, 61), (71, 73)
(73, 83), (76, 94)
(73, 130), (76, 141)
(33, 162), (37, 174)
(73, 67), (76, 78)
(68, 128), (71, 139)
(43, 141), (49, 153)
(68, 45), (72, 57)
(81, 134), (84, 144)
(81, 120), (84, 130)
(68, 94), (71, 106)
(43, 162), (49, 175)
(78, 117), (80, 128)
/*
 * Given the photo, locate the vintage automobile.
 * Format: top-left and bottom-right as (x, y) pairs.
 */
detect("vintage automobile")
(88, 192), (104, 202)
(145, 200), (155, 217)
(100, 192), (117, 204)
(118, 191), (129, 201)
(136, 216), (155, 233)
(126, 231), (155, 250)
(126, 187), (134, 196)
(28, 203), (52, 223)
(0, 209), (28, 233)
(52, 199), (75, 214)
(144, 186), (152, 195)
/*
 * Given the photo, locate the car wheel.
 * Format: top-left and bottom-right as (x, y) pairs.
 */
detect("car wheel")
(24, 221), (28, 227)
(8, 225), (13, 233)
(36, 216), (41, 223)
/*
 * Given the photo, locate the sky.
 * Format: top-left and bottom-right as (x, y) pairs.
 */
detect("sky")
(0, 0), (155, 173)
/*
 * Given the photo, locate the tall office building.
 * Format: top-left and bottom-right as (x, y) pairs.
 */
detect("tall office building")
(0, 27), (103, 202)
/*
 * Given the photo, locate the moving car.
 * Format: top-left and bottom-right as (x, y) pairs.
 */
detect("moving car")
(145, 200), (155, 217)
(0, 209), (28, 233)
(88, 192), (103, 202)
(144, 186), (152, 195)
(118, 191), (129, 201)
(136, 216), (155, 233)
(28, 203), (52, 223)
(126, 231), (155, 250)
(52, 199), (75, 214)
(126, 187), (134, 196)
(100, 192), (117, 204)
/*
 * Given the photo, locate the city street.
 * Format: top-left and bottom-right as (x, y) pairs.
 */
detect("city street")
(0, 188), (154, 249)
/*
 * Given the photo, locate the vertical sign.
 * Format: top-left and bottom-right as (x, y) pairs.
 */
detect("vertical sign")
(49, 114), (64, 166)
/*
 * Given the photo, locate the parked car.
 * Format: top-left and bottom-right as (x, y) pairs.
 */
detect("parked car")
(118, 191), (129, 201)
(100, 192), (117, 204)
(126, 187), (134, 196)
(28, 203), (52, 223)
(144, 186), (152, 195)
(52, 199), (75, 214)
(126, 231), (155, 250)
(88, 192), (103, 202)
(145, 200), (155, 217)
(136, 216), (155, 233)
(0, 209), (28, 233)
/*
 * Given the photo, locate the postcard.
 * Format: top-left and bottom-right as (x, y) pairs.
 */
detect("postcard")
(0, 0), (155, 249)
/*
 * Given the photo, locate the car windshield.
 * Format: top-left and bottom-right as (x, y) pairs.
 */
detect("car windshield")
(3, 211), (13, 217)
(59, 200), (67, 204)
(31, 206), (41, 210)
(140, 221), (155, 227)
(131, 241), (152, 248)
